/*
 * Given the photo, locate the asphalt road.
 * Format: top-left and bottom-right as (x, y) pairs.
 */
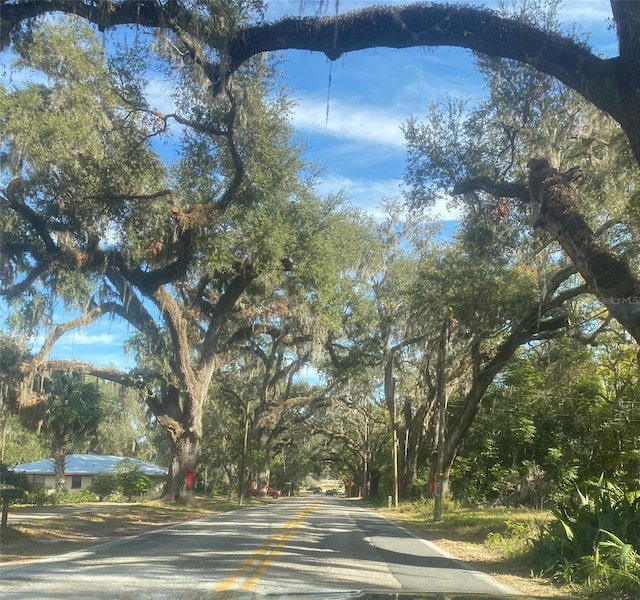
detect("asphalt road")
(0, 496), (521, 599)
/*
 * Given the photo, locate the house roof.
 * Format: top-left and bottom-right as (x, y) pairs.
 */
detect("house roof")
(10, 454), (168, 478)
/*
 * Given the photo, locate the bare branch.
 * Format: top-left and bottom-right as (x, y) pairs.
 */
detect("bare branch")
(32, 303), (118, 365)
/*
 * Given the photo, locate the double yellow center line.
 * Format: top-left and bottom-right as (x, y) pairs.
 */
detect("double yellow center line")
(213, 499), (320, 594)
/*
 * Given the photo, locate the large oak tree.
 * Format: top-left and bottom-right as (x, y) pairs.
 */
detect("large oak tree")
(0, 16), (364, 498)
(3, 1), (640, 348)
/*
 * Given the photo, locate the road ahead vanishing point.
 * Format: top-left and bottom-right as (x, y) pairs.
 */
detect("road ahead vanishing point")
(0, 496), (521, 599)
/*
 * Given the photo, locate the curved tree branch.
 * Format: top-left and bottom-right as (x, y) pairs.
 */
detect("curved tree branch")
(229, 5), (618, 116)
(34, 360), (140, 387)
(32, 302), (120, 365)
(4, 2), (640, 162)
(452, 176), (529, 200)
(0, 3), (618, 116)
(0, 259), (55, 300)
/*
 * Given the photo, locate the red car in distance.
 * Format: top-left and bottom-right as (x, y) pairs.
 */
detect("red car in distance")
(249, 485), (281, 499)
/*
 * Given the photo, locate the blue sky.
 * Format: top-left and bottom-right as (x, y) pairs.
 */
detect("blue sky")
(270, 0), (617, 220)
(3, 0), (618, 369)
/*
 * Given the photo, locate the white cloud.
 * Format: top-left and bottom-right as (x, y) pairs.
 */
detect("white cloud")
(314, 173), (401, 214)
(313, 173), (462, 222)
(558, 0), (611, 24)
(290, 96), (406, 148)
(428, 190), (463, 222)
(62, 332), (121, 346)
(145, 77), (178, 115)
(30, 330), (122, 350)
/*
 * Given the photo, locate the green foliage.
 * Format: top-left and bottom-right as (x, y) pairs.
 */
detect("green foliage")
(25, 486), (99, 506)
(0, 413), (48, 466)
(43, 373), (103, 457)
(531, 479), (640, 586)
(119, 468), (153, 500)
(1, 13), (374, 500)
(94, 383), (149, 457)
(450, 336), (640, 505)
(90, 471), (121, 500)
(486, 518), (539, 560)
(91, 461), (153, 500)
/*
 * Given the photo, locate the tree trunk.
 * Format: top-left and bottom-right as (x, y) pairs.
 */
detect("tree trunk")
(433, 313), (448, 521)
(249, 465), (271, 495)
(165, 432), (200, 502)
(52, 430), (66, 490)
(398, 402), (430, 499)
(528, 159), (640, 344)
(148, 381), (206, 502)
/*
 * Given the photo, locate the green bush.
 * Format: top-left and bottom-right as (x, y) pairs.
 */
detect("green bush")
(119, 468), (152, 500)
(64, 488), (99, 503)
(486, 519), (538, 560)
(90, 462), (153, 501)
(25, 486), (51, 506)
(91, 471), (121, 499)
(531, 477), (640, 588)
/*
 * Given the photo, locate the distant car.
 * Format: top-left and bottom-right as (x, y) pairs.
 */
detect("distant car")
(325, 489), (336, 496)
(312, 487), (323, 494)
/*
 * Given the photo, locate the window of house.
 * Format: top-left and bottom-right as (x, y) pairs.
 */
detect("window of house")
(71, 475), (82, 489)
(32, 475), (45, 485)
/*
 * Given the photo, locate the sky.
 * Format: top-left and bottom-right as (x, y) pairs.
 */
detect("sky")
(267, 0), (618, 220)
(2, 0), (619, 369)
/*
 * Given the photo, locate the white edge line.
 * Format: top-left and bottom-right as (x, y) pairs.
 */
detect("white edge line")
(342, 498), (524, 597)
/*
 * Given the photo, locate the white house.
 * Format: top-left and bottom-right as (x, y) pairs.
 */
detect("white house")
(10, 454), (168, 491)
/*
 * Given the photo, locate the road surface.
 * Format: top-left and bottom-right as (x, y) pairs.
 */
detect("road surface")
(0, 496), (521, 599)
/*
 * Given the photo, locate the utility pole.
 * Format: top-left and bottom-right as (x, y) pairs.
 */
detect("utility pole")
(362, 396), (369, 500)
(391, 375), (399, 508)
(384, 328), (399, 508)
(434, 310), (449, 522)
(238, 401), (249, 506)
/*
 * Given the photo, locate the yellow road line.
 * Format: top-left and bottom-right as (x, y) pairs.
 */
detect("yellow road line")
(213, 500), (320, 594)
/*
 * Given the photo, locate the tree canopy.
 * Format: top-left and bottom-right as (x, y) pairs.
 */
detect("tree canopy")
(2, 1), (640, 165)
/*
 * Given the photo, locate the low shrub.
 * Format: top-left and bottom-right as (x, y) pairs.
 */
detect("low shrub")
(530, 477), (640, 591)
(23, 486), (99, 506)
(486, 518), (538, 560)
(91, 461), (153, 501)
(63, 488), (99, 503)
(91, 472), (120, 499)
(24, 486), (51, 506)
